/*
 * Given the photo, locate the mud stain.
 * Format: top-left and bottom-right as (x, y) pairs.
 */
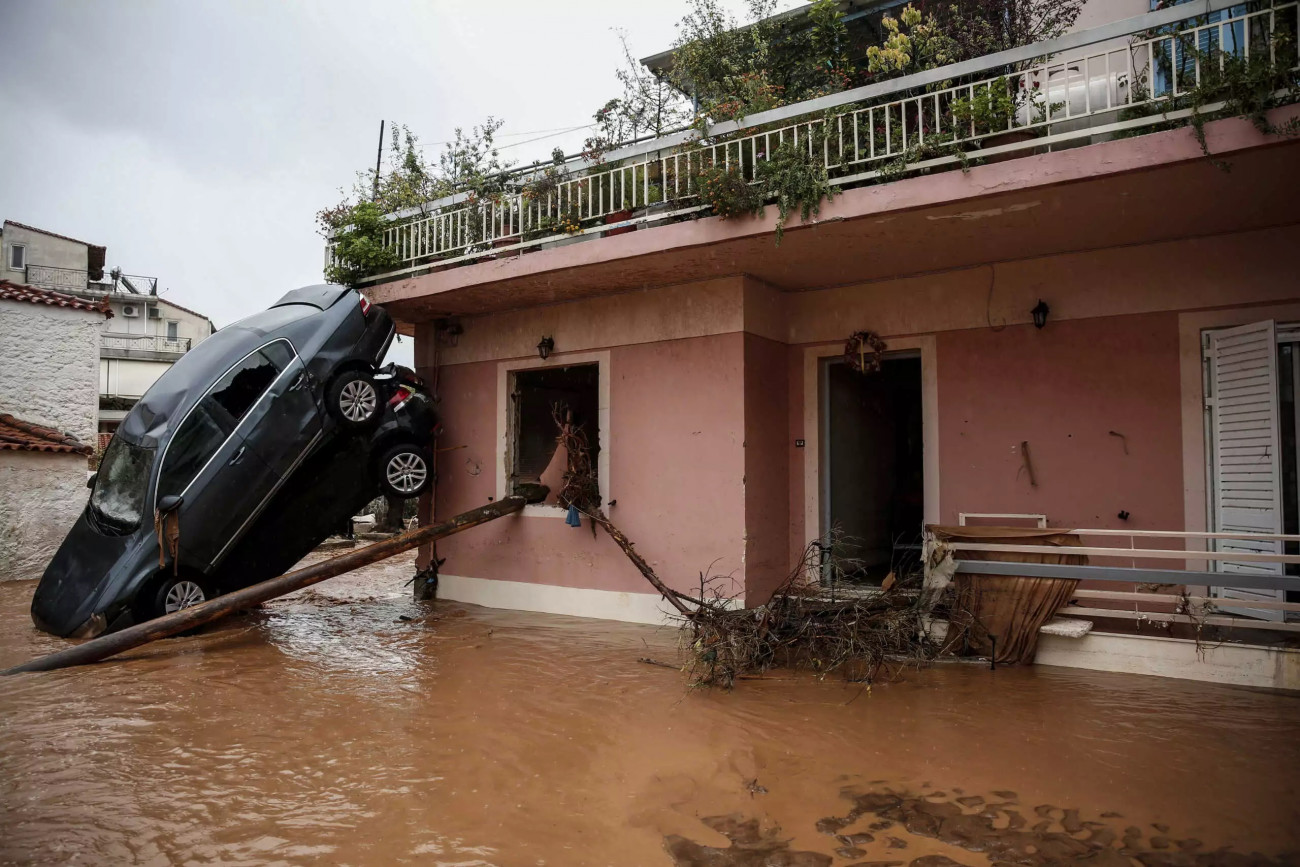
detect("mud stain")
(3, 552), (1300, 865)
(667, 784), (1300, 866)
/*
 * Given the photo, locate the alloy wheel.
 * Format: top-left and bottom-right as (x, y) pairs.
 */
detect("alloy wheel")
(339, 380), (377, 422)
(163, 580), (206, 614)
(386, 452), (428, 494)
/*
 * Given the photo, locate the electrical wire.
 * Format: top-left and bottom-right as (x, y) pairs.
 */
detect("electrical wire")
(416, 122), (596, 149)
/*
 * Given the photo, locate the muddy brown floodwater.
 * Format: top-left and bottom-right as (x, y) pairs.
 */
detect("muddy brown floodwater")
(2, 552), (1299, 866)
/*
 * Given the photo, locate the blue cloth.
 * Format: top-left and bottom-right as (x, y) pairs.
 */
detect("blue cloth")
(565, 505), (582, 527)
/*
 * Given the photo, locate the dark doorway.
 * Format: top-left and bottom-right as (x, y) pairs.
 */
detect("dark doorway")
(825, 355), (924, 584)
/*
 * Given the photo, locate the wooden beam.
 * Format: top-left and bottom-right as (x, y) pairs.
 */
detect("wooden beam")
(3, 494), (539, 676)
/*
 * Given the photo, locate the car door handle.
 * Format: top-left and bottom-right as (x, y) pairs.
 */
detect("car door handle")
(228, 445), (247, 465)
(290, 371), (309, 391)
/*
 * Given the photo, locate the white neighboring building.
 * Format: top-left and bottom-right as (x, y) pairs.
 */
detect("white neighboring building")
(1, 220), (215, 444)
(0, 280), (110, 581)
(94, 291), (215, 441)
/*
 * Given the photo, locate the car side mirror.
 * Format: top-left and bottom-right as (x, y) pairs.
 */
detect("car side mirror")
(86, 472), (98, 489)
(158, 494), (184, 513)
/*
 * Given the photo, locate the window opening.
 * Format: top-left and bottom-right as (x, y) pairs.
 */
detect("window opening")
(510, 364), (599, 495)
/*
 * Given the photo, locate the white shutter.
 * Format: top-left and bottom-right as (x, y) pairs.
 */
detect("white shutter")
(1207, 320), (1284, 620)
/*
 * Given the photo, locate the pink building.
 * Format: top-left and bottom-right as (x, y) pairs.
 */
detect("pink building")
(341, 0), (1300, 687)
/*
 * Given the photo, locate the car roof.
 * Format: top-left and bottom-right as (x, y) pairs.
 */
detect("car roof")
(117, 293), (342, 446)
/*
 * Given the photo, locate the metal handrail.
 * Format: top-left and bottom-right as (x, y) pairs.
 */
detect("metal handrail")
(335, 0), (1299, 282)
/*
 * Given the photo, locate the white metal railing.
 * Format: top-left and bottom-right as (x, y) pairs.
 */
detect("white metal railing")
(101, 333), (191, 354)
(335, 0), (1298, 284)
(937, 526), (1300, 632)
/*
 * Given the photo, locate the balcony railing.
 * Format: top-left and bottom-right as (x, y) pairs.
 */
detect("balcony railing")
(334, 0), (1299, 285)
(25, 264), (89, 293)
(101, 334), (192, 355)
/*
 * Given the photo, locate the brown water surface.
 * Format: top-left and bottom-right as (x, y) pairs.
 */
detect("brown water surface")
(2, 552), (1299, 865)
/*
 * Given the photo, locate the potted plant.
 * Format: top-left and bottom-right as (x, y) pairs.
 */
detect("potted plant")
(951, 76), (1038, 162)
(693, 158), (761, 220)
(598, 160), (637, 237)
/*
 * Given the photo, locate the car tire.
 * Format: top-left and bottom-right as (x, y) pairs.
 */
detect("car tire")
(378, 444), (431, 499)
(328, 369), (381, 431)
(146, 575), (210, 621)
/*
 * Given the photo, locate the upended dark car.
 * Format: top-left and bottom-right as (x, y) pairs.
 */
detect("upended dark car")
(32, 285), (439, 638)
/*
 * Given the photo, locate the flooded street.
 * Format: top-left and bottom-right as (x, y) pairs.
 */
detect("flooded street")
(3, 553), (1299, 866)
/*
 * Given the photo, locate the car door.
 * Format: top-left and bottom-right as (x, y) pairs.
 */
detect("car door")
(236, 339), (324, 479)
(155, 396), (275, 571)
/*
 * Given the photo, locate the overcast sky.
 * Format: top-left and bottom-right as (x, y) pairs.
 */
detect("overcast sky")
(0, 0), (777, 364)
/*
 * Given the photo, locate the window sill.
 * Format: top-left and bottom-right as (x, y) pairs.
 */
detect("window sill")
(521, 503), (568, 519)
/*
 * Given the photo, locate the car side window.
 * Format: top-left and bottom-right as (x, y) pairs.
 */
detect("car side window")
(158, 399), (234, 496)
(260, 340), (295, 370)
(210, 347), (284, 422)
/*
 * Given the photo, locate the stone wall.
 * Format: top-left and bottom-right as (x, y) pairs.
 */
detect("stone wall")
(0, 451), (87, 581)
(0, 300), (103, 445)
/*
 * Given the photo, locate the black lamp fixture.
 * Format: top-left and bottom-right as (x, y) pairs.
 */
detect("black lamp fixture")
(537, 336), (555, 360)
(1031, 299), (1050, 329)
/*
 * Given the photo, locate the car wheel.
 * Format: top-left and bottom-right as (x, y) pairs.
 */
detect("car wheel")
(148, 575), (208, 620)
(379, 445), (431, 498)
(328, 369), (381, 430)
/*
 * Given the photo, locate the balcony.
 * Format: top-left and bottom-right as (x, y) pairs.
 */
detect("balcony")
(24, 264), (88, 293)
(100, 333), (192, 360)
(330, 0), (1300, 291)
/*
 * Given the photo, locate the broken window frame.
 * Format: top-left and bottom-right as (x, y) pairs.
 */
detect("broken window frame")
(506, 362), (601, 499)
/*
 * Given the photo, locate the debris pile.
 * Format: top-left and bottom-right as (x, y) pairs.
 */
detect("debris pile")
(551, 408), (946, 689)
(678, 538), (943, 689)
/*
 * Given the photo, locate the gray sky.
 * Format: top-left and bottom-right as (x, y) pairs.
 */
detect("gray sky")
(0, 0), (773, 363)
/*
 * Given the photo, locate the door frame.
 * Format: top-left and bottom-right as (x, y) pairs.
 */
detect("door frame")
(802, 335), (939, 548)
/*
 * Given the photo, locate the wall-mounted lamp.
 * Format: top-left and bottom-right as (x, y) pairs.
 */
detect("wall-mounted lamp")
(537, 336), (555, 360)
(1031, 299), (1050, 329)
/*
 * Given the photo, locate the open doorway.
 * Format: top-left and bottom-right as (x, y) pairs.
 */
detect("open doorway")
(823, 354), (925, 584)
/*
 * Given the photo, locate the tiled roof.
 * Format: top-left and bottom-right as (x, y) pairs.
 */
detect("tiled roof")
(0, 280), (112, 317)
(0, 414), (93, 456)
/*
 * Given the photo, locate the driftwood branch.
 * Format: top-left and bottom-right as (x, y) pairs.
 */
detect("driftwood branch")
(589, 510), (691, 615)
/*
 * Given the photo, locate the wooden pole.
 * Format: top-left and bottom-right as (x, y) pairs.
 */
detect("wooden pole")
(373, 119), (385, 200)
(3, 495), (535, 676)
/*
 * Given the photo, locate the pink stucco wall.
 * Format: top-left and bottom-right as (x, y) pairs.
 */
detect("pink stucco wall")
(936, 312), (1185, 531)
(427, 334), (749, 598)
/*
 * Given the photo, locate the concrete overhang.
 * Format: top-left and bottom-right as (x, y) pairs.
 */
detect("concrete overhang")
(372, 108), (1300, 327)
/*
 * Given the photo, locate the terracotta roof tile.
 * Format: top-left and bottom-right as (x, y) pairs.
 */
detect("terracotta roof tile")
(0, 414), (93, 456)
(0, 280), (112, 317)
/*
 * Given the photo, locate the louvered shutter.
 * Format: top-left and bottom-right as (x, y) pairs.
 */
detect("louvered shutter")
(1207, 320), (1284, 620)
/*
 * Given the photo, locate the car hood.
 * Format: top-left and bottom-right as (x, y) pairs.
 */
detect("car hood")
(31, 511), (155, 637)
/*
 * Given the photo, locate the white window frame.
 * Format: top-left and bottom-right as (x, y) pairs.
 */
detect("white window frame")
(165, 320), (180, 340)
(496, 351), (610, 518)
(9, 243), (25, 271)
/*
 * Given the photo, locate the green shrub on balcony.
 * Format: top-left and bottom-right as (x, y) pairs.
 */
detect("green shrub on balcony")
(320, 201), (399, 287)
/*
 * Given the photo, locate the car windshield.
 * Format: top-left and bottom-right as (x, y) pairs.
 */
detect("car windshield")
(89, 437), (155, 533)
